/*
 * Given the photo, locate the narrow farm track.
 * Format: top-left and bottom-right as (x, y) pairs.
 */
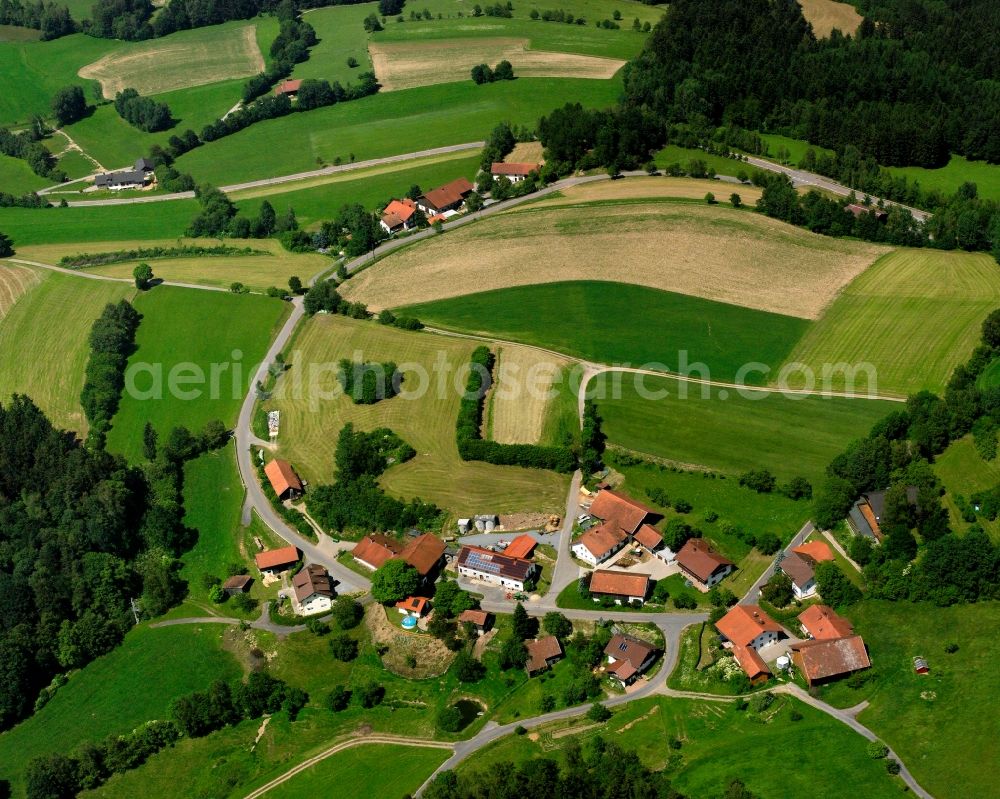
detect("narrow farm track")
(4, 257), (230, 292)
(242, 735), (454, 799)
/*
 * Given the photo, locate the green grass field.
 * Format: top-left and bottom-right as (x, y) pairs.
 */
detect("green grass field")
(262, 743), (449, 798)
(0, 268), (133, 432)
(0, 23), (41, 41)
(455, 694), (905, 799)
(106, 286), (287, 462)
(295, 3), (375, 87)
(820, 601), (1000, 799)
(886, 154), (1000, 203)
(402, 281), (810, 385)
(653, 145), (748, 178)
(594, 372), (898, 483)
(0, 152), (56, 194)
(55, 148), (98, 179)
(267, 314), (570, 516)
(176, 78), (623, 184)
(757, 132), (834, 164)
(0, 624), (241, 799)
(0, 201), (197, 246)
(783, 249), (1000, 397)
(977, 357), (1000, 389)
(933, 435), (1000, 540)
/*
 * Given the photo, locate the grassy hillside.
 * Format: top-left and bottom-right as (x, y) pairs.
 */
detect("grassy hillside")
(0, 269), (133, 432)
(347, 191), (886, 319)
(401, 281), (810, 385)
(267, 314), (570, 516)
(455, 694), (905, 799)
(933, 435), (1000, 540)
(106, 286), (287, 462)
(886, 155), (1000, 203)
(0, 625), (241, 799)
(0, 202), (196, 246)
(783, 249), (1000, 396)
(176, 78), (623, 184)
(595, 373), (898, 483)
(0, 152), (56, 194)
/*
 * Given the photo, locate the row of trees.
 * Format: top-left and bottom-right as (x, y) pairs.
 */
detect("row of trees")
(0, 0), (73, 38)
(113, 88), (172, 132)
(79, 300), (141, 443)
(456, 346), (578, 472)
(58, 243), (263, 269)
(242, 11), (318, 103)
(308, 423), (442, 533)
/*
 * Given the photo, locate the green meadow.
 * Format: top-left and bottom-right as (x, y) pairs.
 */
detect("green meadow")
(402, 281), (810, 384)
(294, 3), (376, 86)
(455, 694), (906, 799)
(886, 154), (1000, 202)
(933, 435), (1000, 540)
(0, 625), (241, 799)
(106, 286), (287, 462)
(0, 152), (54, 194)
(595, 372), (897, 483)
(177, 78), (623, 184)
(0, 201), (197, 245)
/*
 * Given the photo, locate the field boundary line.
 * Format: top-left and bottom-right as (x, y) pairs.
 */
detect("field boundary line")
(241, 734), (453, 799)
(420, 326), (907, 403)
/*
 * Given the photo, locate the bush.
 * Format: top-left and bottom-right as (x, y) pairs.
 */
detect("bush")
(748, 691), (774, 714)
(355, 682), (384, 708)
(328, 634), (358, 662)
(673, 594), (697, 609)
(944, 642), (959, 653)
(739, 469), (777, 493)
(867, 741), (889, 759)
(333, 596), (363, 629)
(789, 710), (803, 721)
(886, 759), (901, 775)
(437, 705), (464, 732)
(586, 702), (611, 722)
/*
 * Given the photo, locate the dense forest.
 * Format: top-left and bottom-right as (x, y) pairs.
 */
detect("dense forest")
(622, 0), (1000, 167)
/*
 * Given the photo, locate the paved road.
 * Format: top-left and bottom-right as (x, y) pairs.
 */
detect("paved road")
(47, 142), (486, 206)
(739, 521), (815, 604)
(232, 296), (370, 595)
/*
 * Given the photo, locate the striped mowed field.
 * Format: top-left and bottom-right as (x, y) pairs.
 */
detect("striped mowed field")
(782, 249), (1000, 397)
(0, 268), (133, 432)
(265, 314), (569, 516)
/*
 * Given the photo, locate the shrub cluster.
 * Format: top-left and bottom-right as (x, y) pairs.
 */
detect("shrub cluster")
(114, 88), (172, 132)
(0, 191), (49, 208)
(456, 346), (576, 472)
(337, 359), (402, 404)
(79, 300), (141, 442)
(471, 59), (514, 84)
(171, 672), (306, 738)
(0, 126), (62, 182)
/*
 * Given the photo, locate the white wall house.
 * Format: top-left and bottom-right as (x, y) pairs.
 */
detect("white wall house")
(572, 524), (627, 567)
(457, 546), (535, 591)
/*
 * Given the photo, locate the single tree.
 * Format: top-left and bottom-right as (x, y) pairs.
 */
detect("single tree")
(0, 232), (13, 258)
(542, 611), (572, 640)
(346, 56), (359, 68)
(288, 275), (303, 294)
(730, 193), (742, 208)
(328, 633), (358, 661)
(371, 559), (419, 604)
(51, 85), (87, 126)
(760, 571), (793, 607)
(133, 262), (153, 290)
(705, 192), (716, 204)
(142, 421), (158, 460)
(511, 602), (535, 640)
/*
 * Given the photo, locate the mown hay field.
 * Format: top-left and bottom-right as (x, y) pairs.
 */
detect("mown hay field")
(799, 0), (863, 36)
(0, 269), (133, 432)
(401, 281), (809, 385)
(593, 372), (898, 483)
(345, 187), (888, 319)
(78, 22), (265, 98)
(266, 315), (569, 514)
(783, 249), (1000, 397)
(486, 344), (572, 445)
(0, 261), (41, 319)
(369, 37), (624, 91)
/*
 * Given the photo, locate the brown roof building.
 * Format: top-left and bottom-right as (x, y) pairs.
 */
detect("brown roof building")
(264, 459), (303, 500)
(676, 538), (735, 588)
(633, 523), (663, 552)
(588, 489), (655, 535)
(457, 545), (536, 590)
(292, 564), (334, 604)
(397, 533), (446, 577)
(275, 78), (302, 96)
(525, 635), (563, 675)
(458, 609), (493, 632)
(418, 177), (474, 214)
(604, 633), (658, 684)
(798, 604), (855, 640)
(715, 605), (785, 649)
(791, 635), (871, 686)
(572, 522), (627, 564)
(778, 551), (817, 598)
(352, 534), (403, 570)
(503, 534), (538, 560)
(255, 545), (300, 573)
(589, 570), (650, 603)
(490, 162), (539, 181)
(222, 574), (252, 595)
(792, 541), (835, 563)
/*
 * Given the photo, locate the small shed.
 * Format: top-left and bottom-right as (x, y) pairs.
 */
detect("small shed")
(913, 656), (930, 675)
(222, 574), (253, 596)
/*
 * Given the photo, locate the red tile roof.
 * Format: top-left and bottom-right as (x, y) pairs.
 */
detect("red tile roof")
(715, 605), (784, 648)
(860, 502), (882, 539)
(676, 538), (734, 584)
(791, 635), (870, 684)
(491, 162), (539, 176)
(264, 459), (302, 497)
(575, 521), (626, 559)
(503, 534), (537, 560)
(792, 541), (835, 563)
(352, 534), (402, 569)
(732, 644), (771, 680)
(633, 523), (663, 550)
(589, 569), (650, 599)
(381, 198), (417, 229)
(275, 79), (302, 95)
(292, 564), (333, 602)
(525, 635), (563, 673)
(588, 489), (654, 535)
(458, 609), (492, 626)
(421, 177), (474, 210)
(255, 545), (300, 571)
(398, 533), (445, 576)
(395, 596), (429, 615)
(798, 604), (855, 640)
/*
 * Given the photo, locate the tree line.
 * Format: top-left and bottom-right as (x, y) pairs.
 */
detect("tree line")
(113, 88), (172, 132)
(0, 0), (73, 38)
(812, 310), (1000, 606)
(58, 243), (265, 269)
(456, 346), (577, 473)
(308, 423), (442, 534)
(79, 300), (141, 444)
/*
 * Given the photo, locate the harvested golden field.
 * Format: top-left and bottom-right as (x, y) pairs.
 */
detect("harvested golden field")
(368, 37), (625, 91)
(0, 262), (41, 319)
(800, 0), (863, 36)
(531, 176), (766, 207)
(344, 193), (889, 319)
(507, 141), (544, 164)
(79, 23), (264, 98)
(266, 315), (569, 514)
(486, 344), (572, 445)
